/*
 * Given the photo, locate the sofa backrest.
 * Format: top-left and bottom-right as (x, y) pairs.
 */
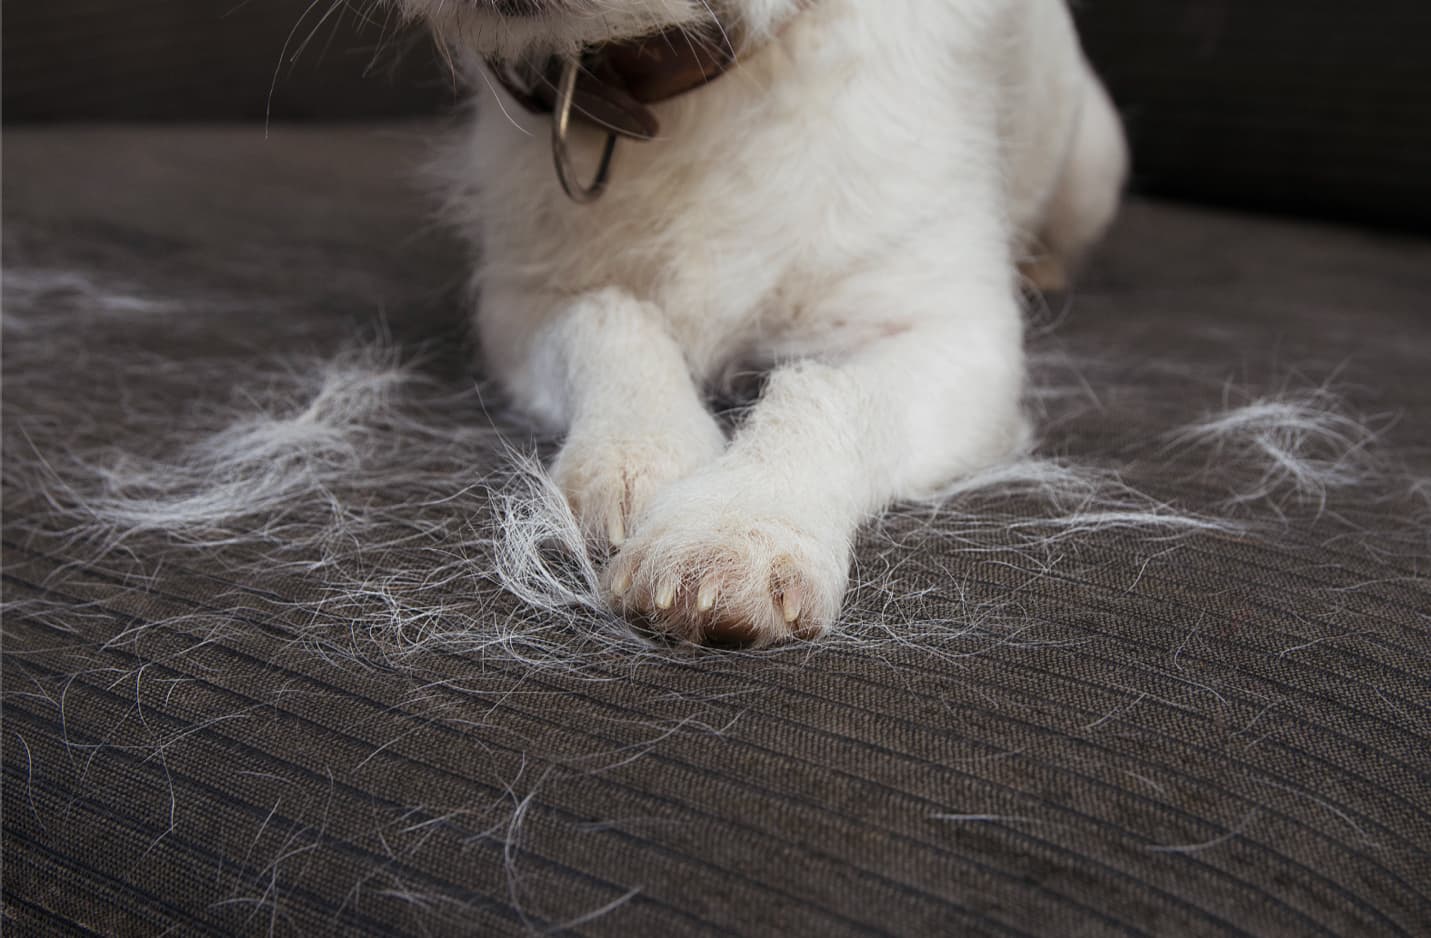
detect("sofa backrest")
(1078, 0), (1431, 229)
(5, 0), (1428, 229)
(1, 0), (451, 121)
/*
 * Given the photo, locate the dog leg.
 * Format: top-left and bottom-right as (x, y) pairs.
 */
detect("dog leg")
(606, 259), (1029, 645)
(484, 287), (726, 549)
(1026, 70), (1128, 292)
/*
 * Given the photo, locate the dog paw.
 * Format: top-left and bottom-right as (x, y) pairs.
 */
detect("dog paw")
(1020, 254), (1071, 293)
(604, 491), (849, 647)
(552, 423), (725, 550)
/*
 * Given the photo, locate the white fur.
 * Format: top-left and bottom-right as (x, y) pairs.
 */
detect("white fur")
(411, 0), (1129, 644)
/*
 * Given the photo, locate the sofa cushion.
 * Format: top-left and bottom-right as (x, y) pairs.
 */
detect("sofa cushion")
(3, 125), (1429, 936)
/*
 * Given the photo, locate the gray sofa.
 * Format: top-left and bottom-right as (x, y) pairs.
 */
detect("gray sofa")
(4, 5), (1429, 937)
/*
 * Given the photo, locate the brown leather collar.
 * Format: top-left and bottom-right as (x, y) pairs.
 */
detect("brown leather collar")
(489, 26), (742, 141)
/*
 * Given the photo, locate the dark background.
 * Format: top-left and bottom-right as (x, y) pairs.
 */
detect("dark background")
(5, 0), (1431, 230)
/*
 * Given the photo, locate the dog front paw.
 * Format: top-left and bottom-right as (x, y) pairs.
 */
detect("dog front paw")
(552, 421), (725, 550)
(604, 486), (850, 647)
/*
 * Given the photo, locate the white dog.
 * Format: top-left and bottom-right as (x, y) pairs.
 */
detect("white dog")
(397, 0), (1127, 644)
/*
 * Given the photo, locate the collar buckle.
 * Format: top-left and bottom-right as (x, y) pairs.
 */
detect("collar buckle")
(552, 59), (619, 204)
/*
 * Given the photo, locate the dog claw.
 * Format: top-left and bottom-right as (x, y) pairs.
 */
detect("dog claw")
(655, 578), (677, 610)
(696, 580), (718, 613)
(610, 567), (632, 598)
(605, 509), (625, 548)
(781, 590), (803, 624)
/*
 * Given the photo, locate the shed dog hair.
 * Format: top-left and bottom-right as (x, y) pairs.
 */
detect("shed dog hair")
(395, 0), (1128, 644)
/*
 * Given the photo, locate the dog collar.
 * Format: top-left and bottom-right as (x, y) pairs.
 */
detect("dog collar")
(491, 27), (742, 142)
(486, 25), (749, 203)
